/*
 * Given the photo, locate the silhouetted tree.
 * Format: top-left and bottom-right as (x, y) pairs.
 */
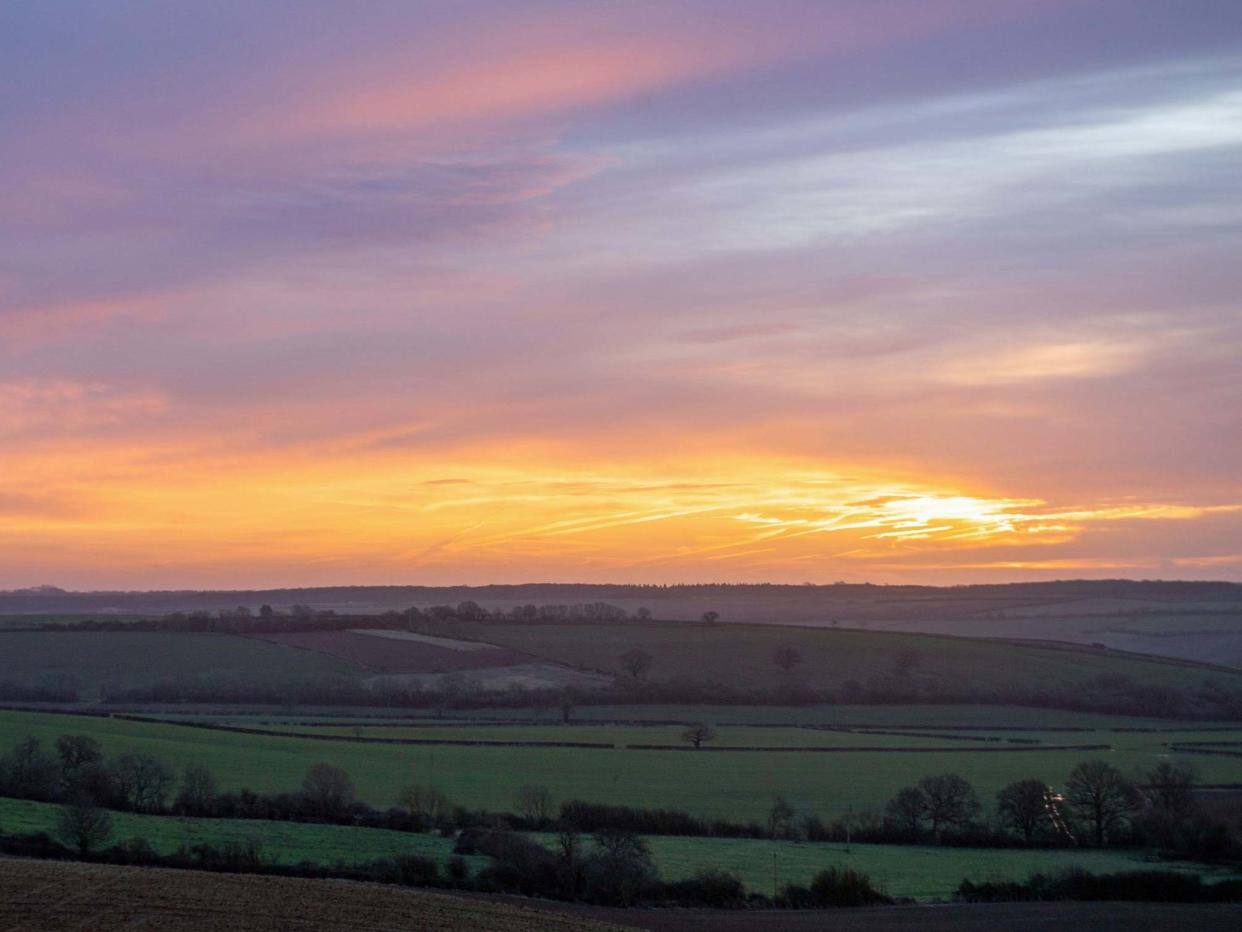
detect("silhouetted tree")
(773, 646), (803, 673)
(114, 752), (175, 812)
(1065, 759), (1136, 846)
(176, 763), (220, 816)
(918, 773), (979, 839)
(517, 784), (554, 824)
(302, 763), (355, 820)
(56, 802), (113, 857)
(996, 779), (1051, 843)
(586, 830), (656, 906)
(398, 783), (450, 827)
(56, 735), (103, 794)
(885, 786), (927, 836)
(767, 796), (796, 838)
(1, 736), (60, 800)
(618, 648), (653, 680)
(1143, 761), (1196, 814)
(701, 611), (720, 625)
(635, 608), (653, 621)
(681, 723), (717, 749)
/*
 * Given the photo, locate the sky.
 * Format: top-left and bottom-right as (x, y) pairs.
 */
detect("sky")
(2, 0), (1241, 590)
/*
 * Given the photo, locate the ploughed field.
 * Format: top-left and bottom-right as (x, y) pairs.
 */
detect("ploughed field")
(3, 708), (1240, 823)
(0, 631), (358, 695)
(251, 629), (531, 673)
(5, 617), (1242, 701)
(436, 620), (1242, 694)
(0, 858), (626, 932)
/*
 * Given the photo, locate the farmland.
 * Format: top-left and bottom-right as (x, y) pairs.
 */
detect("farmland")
(2, 795), (1235, 901)
(0, 859), (625, 932)
(0, 796), (477, 870)
(0, 631), (360, 695)
(438, 620), (1242, 694)
(2, 708), (1239, 822)
(586, 835), (1241, 899)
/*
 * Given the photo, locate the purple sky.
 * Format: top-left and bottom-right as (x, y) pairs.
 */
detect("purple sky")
(2, 1), (1242, 588)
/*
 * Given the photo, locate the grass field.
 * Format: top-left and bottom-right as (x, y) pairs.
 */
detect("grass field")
(548, 834), (1241, 900)
(441, 621), (1242, 694)
(4, 796), (1236, 901)
(0, 796), (478, 870)
(0, 631), (362, 695)
(2, 709), (1239, 822)
(429, 703), (1230, 728)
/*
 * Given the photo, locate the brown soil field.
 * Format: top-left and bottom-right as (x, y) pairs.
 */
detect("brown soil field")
(252, 630), (531, 673)
(0, 858), (632, 931)
(501, 897), (1242, 932)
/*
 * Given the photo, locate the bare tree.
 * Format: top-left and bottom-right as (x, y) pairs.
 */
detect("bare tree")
(618, 648), (653, 680)
(996, 779), (1051, 843)
(773, 646), (803, 673)
(517, 783), (554, 824)
(176, 763), (220, 815)
(1143, 761), (1196, 814)
(56, 735), (103, 775)
(398, 783), (451, 826)
(1065, 759), (1136, 846)
(302, 762), (355, 820)
(681, 723), (717, 749)
(885, 786), (927, 836)
(114, 752), (175, 813)
(3, 736), (60, 801)
(701, 611), (720, 625)
(56, 735), (103, 796)
(767, 796), (796, 838)
(918, 773), (979, 839)
(56, 802), (113, 857)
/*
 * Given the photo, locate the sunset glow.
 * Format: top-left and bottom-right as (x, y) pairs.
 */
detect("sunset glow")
(2, 1), (1241, 588)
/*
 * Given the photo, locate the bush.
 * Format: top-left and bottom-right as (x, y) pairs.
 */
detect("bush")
(662, 869), (748, 907)
(957, 868), (1242, 904)
(781, 868), (889, 908)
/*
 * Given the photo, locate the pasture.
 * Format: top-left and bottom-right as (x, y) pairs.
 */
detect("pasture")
(3, 796), (1236, 901)
(0, 796), (476, 869)
(592, 835), (1241, 899)
(2, 708), (1239, 822)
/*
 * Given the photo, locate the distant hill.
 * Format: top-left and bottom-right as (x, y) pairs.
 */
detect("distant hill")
(4, 579), (1241, 668)
(3, 579), (1241, 616)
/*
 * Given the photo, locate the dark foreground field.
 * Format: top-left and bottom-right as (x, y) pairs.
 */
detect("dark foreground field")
(3, 858), (1241, 932)
(0, 858), (625, 932)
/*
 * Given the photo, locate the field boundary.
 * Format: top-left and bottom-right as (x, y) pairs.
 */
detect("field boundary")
(622, 743), (1112, 753)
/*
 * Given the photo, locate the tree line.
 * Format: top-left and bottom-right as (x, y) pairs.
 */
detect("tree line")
(2, 731), (1236, 863)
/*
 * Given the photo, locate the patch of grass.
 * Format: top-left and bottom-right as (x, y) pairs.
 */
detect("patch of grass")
(2, 709), (1240, 822)
(629, 836), (1242, 900)
(0, 796), (475, 870)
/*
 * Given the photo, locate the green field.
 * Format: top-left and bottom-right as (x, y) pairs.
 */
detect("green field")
(441, 620), (1242, 694)
(2, 709), (1238, 822)
(548, 834), (1241, 900)
(4, 796), (1233, 901)
(0, 632), (361, 695)
(0, 796), (475, 869)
